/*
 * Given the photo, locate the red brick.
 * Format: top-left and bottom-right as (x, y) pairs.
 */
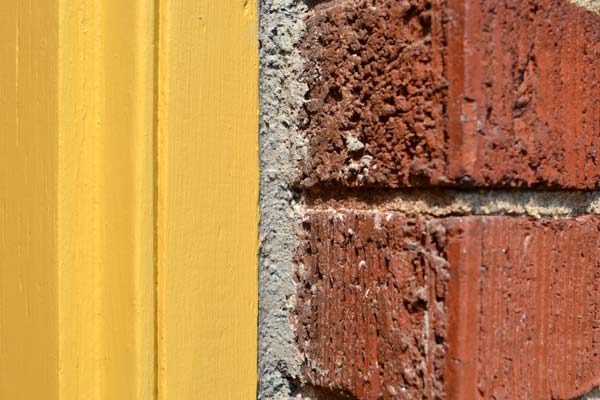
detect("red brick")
(300, 0), (448, 188)
(296, 212), (449, 399)
(300, 0), (600, 189)
(296, 211), (600, 399)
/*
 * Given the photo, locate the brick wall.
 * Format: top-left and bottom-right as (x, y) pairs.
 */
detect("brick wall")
(287, 1), (600, 399)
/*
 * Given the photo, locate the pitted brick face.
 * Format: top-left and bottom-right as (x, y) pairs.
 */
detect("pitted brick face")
(300, 0), (449, 188)
(300, 0), (600, 189)
(296, 212), (600, 399)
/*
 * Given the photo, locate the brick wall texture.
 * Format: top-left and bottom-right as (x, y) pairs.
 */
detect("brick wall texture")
(294, 0), (600, 399)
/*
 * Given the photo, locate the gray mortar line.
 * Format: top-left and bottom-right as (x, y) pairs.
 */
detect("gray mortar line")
(568, 0), (600, 13)
(582, 388), (600, 400)
(303, 189), (600, 219)
(258, 1), (309, 399)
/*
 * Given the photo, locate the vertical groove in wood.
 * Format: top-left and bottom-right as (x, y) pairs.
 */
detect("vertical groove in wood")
(154, 0), (164, 399)
(1, 0), (157, 398)
(156, 0), (167, 396)
(57, 0), (156, 397)
(1, 1), (259, 398)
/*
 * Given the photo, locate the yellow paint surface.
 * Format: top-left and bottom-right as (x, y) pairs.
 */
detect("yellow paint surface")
(0, 2), (60, 398)
(57, 0), (156, 398)
(1, 0), (155, 398)
(1, 0), (258, 398)
(157, 0), (259, 398)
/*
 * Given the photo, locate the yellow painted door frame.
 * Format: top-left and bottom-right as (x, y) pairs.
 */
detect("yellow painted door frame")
(0, 0), (258, 399)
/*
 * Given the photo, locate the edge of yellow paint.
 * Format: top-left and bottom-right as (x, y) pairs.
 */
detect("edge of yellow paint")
(156, 0), (259, 398)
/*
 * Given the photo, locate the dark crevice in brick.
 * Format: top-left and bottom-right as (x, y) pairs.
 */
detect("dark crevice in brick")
(291, 379), (359, 400)
(301, 184), (600, 202)
(304, 0), (339, 9)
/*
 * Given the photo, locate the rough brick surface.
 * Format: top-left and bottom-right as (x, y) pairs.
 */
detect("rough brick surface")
(296, 211), (600, 399)
(446, 0), (600, 188)
(300, 0), (448, 188)
(445, 216), (600, 400)
(296, 212), (449, 399)
(300, 0), (600, 189)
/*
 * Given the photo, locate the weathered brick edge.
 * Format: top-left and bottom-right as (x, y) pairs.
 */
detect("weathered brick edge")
(300, 0), (600, 189)
(297, 212), (449, 399)
(297, 212), (600, 399)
